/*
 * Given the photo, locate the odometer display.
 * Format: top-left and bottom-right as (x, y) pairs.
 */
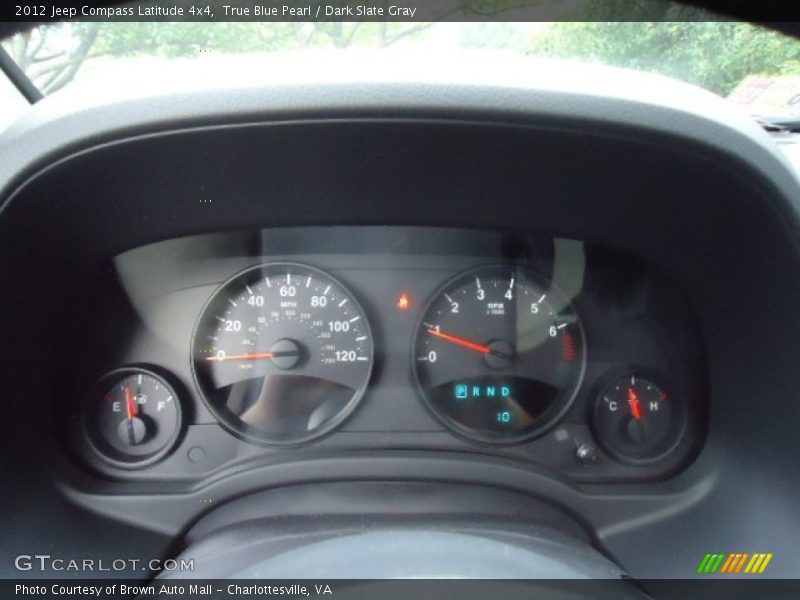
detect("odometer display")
(413, 266), (585, 443)
(192, 263), (373, 445)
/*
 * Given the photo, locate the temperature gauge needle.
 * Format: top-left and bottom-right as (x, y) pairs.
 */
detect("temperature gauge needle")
(627, 387), (643, 421)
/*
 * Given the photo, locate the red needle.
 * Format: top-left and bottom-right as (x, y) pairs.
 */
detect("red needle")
(427, 328), (491, 354)
(627, 387), (643, 421)
(125, 386), (137, 419)
(205, 352), (274, 362)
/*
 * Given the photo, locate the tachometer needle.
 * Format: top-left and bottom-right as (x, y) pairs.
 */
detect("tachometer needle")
(205, 352), (275, 362)
(427, 328), (491, 354)
(125, 386), (137, 420)
(627, 387), (643, 421)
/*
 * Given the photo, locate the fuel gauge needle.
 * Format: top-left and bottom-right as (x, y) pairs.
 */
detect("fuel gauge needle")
(124, 386), (137, 445)
(125, 386), (137, 419)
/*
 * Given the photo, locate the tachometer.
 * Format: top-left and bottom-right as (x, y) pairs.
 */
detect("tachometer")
(413, 266), (585, 443)
(192, 263), (373, 445)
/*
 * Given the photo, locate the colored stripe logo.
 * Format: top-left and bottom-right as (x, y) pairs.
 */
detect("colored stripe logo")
(697, 553), (773, 574)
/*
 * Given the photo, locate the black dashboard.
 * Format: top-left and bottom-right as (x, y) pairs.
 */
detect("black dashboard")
(67, 226), (705, 484)
(2, 69), (800, 582)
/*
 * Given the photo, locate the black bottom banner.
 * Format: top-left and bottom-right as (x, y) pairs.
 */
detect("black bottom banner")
(5, 579), (800, 600)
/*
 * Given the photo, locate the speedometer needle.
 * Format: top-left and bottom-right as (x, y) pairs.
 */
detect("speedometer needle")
(205, 352), (275, 362)
(427, 328), (491, 354)
(204, 350), (304, 362)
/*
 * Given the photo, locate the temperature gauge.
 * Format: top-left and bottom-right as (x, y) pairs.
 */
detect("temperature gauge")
(84, 368), (182, 468)
(592, 374), (684, 463)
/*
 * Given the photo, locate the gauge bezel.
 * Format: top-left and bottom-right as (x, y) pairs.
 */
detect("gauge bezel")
(590, 369), (687, 466)
(190, 261), (374, 447)
(82, 366), (184, 469)
(411, 264), (587, 445)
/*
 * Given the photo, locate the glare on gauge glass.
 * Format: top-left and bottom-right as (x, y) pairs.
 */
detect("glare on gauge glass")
(192, 263), (373, 445)
(413, 266), (585, 443)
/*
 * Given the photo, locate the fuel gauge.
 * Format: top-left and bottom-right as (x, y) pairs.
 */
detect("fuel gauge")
(592, 374), (684, 464)
(84, 367), (182, 468)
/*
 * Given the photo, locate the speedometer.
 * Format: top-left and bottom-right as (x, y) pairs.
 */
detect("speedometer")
(413, 265), (585, 443)
(192, 263), (373, 445)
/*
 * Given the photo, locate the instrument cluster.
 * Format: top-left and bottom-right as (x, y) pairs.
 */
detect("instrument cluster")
(63, 227), (706, 482)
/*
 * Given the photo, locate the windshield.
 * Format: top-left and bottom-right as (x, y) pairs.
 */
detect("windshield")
(2, 7), (800, 128)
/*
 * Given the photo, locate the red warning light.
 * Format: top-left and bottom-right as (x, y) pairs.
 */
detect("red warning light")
(397, 292), (411, 311)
